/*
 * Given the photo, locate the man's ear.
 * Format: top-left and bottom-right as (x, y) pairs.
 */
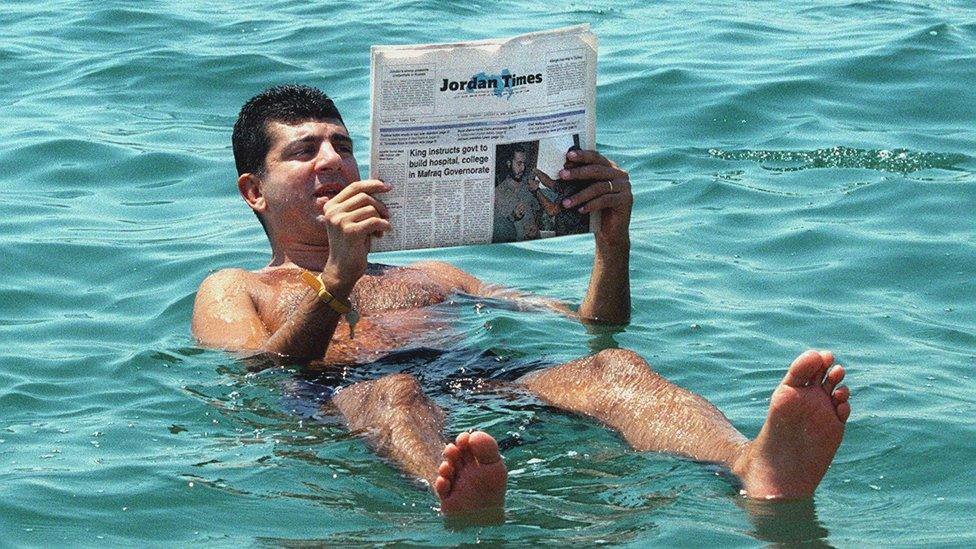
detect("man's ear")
(238, 173), (266, 214)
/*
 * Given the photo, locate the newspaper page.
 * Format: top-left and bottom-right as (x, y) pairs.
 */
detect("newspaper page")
(369, 25), (598, 252)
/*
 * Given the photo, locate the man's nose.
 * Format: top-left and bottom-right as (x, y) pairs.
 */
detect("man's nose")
(313, 142), (342, 172)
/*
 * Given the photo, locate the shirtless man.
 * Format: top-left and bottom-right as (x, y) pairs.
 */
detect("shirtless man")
(192, 85), (851, 518)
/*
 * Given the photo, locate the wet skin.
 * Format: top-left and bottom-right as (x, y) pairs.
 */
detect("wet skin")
(193, 116), (848, 517)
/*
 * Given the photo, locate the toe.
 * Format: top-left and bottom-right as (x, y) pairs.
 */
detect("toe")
(454, 432), (473, 465)
(434, 476), (452, 498)
(824, 364), (844, 393)
(783, 350), (824, 388)
(455, 431), (471, 450)
(836, 401), (851, 423)
(830, 364), (846, 383)
(438, 459), (455, 480)
(812, 350), (832, 385)
(468, 431), (502, 465)
(443, 443), (462, 464)
(832, 385), (850, 406)
(823, 365), (845, 393)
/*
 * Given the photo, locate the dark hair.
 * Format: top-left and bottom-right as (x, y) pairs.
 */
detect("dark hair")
(232, 84), (345, 176)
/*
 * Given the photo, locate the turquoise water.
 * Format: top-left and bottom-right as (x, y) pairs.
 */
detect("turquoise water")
(2, 0), (975, 545)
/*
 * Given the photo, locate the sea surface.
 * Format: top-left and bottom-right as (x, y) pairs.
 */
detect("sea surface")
(2, 1), (975, 546)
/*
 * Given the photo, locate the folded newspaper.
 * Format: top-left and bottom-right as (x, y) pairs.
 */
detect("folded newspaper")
(369, 25), (598, 252)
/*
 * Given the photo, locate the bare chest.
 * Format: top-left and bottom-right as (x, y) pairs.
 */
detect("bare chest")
(253, 267), (454, 362)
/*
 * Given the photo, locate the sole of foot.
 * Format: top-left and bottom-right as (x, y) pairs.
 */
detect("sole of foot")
(733, 349), (850, 500)
(434, 430), (507, 521)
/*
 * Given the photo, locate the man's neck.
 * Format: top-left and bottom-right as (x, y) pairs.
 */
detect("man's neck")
(267, 239), (329, 272)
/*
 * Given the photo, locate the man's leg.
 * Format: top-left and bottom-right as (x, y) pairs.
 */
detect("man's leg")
(519, 349), (850, 499)
(332, 373), (507, 515)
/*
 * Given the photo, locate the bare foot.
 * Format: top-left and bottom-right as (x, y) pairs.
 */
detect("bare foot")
(433, 431), (507, 518)
(733, 350), (850, 500)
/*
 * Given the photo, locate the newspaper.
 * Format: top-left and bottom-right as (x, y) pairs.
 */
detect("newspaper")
(369, 25), (598, 252)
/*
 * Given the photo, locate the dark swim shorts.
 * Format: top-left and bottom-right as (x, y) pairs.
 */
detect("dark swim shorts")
(279, 346), (550, 419)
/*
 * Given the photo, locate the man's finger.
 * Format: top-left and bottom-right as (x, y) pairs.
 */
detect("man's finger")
(331, 179), (391, 203)
(565, 149), (613, 167)
(563, 179), (630, 209)
(577, 193), (621, 214)
(558, 163), (626, 183)
(328, 191), (390, 218)
(346, 205), (383, 223)
(350, 216), (392, 236)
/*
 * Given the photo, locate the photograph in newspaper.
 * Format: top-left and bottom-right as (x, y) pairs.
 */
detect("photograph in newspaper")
(492, 140), (540, 242)
(369, 25), (598, 252)
(491, 134), (592, 243)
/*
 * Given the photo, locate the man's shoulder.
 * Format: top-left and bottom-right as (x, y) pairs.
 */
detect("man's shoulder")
(200, 267), (253, 284)
(196, 268), (259, 296)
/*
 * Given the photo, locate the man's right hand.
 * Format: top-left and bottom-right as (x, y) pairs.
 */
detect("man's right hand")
(319, 179), (392, 296)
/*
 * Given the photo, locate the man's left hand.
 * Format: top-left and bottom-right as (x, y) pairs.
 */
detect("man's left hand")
(557, 150), (632, 248)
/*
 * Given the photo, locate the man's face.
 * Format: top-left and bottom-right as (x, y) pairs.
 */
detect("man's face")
(509, 151), (526, 181)
(257, 119), (360, 237)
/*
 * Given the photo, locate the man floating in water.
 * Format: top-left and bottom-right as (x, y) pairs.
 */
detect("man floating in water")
(192, 85), (850, 517)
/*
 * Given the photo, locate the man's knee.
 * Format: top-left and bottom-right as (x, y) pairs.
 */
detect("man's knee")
(591, 348), (655, 385)
(373, 373), (426, 408)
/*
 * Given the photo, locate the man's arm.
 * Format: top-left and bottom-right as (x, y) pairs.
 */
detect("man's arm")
(192, 179), (392, 362)
(191, 268), (345, 361)
(556, 150), (632, 325)
(416, 148), (635, 326)
(411, 261), (577, 318)
(530, 169), (561, 217)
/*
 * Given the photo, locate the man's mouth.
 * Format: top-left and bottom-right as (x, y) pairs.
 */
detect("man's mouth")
(313, 182), (346, 199)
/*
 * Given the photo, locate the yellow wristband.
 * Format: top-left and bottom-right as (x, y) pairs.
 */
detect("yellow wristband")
(300, 271), (352, 314)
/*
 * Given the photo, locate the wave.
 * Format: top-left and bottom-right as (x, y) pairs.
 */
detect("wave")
(708, 146), (968, 174)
